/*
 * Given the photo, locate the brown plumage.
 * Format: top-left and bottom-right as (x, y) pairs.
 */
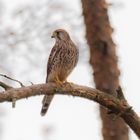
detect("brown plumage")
(41, 29), (79, 116)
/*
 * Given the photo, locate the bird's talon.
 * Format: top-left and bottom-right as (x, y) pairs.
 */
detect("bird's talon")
(55, 79), (64, 87)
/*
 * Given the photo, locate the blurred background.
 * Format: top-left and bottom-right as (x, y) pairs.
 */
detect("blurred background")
(0, 0), (140, 140)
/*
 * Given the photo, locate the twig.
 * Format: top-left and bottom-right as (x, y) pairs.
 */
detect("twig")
(0, 74), (24, 87)
(12, 98), (16, 108)
(108, 86), (127, 115)
(29, 81), (34, 85)
(116, 86), (126, 100)
(0, 81), (12, 90)
(112, 106), (132, 120)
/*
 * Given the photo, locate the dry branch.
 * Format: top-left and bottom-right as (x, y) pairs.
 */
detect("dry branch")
(0, 82), (139, 138)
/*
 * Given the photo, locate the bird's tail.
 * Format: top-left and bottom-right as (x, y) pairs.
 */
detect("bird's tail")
(40, 95), (54, 116)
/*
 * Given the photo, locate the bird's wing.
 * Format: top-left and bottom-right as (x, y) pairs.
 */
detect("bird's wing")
(41, 44), (62, 116)
(46, 44), (61, 81)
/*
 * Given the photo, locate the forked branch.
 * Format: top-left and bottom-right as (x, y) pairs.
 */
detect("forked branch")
(0, 82), (139, 138)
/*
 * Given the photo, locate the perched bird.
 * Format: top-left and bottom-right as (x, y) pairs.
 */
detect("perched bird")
(41, 29), (79, 116)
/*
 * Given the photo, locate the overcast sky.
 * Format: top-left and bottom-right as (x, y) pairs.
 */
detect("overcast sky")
(0, 0), (140, 140)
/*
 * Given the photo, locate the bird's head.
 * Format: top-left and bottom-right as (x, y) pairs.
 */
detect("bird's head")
(51, 29), (70, 41)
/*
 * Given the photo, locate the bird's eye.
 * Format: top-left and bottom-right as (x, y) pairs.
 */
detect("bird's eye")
(56, 31), (59, 35)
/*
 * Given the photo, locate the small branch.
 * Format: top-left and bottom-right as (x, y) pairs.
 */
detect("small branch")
(0, 82), (139, 138)
(0, 74), (24, 87)
(11, 98), (16, 108)
(116, 86), (126, 100)
(0, 81), (12, 90)
(29, 81), (34, 85)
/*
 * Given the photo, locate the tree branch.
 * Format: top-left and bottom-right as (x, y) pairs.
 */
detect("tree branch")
(0, 81), (12, 90)
(0, 74), (24, 87)
(0, 82), (139, 138)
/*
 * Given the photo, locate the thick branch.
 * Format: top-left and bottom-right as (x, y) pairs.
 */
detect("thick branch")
(0, 82), (139, 138)
(81, 0), (128, 139)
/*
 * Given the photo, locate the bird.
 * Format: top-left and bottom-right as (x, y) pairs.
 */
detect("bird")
(41, 29), (79, 116)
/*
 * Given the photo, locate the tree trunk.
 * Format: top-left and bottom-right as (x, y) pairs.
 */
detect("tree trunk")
(81, 0), (129, 140)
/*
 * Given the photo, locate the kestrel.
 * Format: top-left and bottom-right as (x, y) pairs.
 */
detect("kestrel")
(41, 29), (79, 116)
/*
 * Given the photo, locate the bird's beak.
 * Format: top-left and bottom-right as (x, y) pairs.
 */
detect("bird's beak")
(51, 32), (56, 38)
(51, 35), (54, 38)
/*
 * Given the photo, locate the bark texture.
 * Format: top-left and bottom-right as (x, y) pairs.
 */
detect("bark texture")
(81, 0), (129, 140)
(0, 82), (140, 138)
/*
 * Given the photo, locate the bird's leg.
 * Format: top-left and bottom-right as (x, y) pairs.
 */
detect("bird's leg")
(54, 76), (64, 87)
